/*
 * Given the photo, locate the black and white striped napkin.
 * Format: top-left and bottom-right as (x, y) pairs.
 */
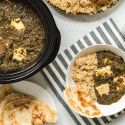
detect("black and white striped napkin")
(41, 18), (125, 125)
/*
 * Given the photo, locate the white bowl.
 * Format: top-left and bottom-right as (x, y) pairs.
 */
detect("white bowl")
(65, 44), (125, 117)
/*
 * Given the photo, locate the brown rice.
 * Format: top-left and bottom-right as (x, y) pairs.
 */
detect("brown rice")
(47, 0), (118, 15)
(72, 53), (97, 100)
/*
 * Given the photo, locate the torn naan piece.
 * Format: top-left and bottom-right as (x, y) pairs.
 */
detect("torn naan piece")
(64, 85), (102, 118)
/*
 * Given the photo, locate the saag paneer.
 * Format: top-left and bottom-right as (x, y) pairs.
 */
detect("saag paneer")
(94, 51), (125, 105)
(0, 0), (45, 73)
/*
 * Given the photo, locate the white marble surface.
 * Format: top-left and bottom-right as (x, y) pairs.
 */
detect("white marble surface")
(29, 1), (125, 125)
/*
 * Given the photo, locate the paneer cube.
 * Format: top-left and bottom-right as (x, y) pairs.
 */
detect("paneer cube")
(10, 18), (25, 31)
(13, 48), (27, 61)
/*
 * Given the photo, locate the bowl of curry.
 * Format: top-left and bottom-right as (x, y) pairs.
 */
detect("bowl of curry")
(0, 0), (61, 83)
(64, 45), (125, 118)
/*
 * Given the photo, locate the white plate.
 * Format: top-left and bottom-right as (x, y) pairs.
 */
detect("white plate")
(66, 44), (125, 117)
(10, 81), (57, 112)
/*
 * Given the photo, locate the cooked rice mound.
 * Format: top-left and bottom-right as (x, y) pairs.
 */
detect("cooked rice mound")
(72, 53), (97, 100)
(47, 0), (118, 14)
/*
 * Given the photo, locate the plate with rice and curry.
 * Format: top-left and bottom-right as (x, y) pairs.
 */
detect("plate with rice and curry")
(64, 45), (125, 118)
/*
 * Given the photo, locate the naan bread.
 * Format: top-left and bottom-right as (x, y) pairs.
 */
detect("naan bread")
(0, 85), (57, 125)
(64, 85), (102, 118)
(0, 93), (34, 114)
(0, 85), (13, 103)
(0, 99), (34, 125)
(0, 98), (57, 125)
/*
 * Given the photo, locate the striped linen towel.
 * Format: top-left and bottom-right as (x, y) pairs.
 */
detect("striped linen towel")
(41, 18), (125, 125)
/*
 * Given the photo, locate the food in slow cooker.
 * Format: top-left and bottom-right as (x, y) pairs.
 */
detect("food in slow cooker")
(72, 51), (125, 105)
(0, 0), (45, 73)
(47, 0), (118, 15)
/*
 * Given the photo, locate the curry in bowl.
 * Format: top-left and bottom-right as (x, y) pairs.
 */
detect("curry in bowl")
(64, 45), (125, 118)
(0, 0), (45, 73)
(71, 50), (125, 105)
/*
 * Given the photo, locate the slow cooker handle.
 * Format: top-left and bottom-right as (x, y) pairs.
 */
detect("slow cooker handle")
(45, 29), (61, 65)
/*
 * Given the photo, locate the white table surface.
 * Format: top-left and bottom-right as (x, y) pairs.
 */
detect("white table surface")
(28, 0), (125, 125)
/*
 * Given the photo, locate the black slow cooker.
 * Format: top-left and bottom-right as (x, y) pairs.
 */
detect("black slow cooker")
(0, 0), (61, 84)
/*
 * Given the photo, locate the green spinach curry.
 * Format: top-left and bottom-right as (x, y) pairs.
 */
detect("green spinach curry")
(94, 51), (125, 105)
(0, 0), (45, 73)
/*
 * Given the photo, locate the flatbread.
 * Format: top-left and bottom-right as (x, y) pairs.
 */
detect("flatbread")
(0, 98), (57, 125)
(0, 85), (57, 125)
(0, 85), (13, 103)
(0, 93), (34, 114)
